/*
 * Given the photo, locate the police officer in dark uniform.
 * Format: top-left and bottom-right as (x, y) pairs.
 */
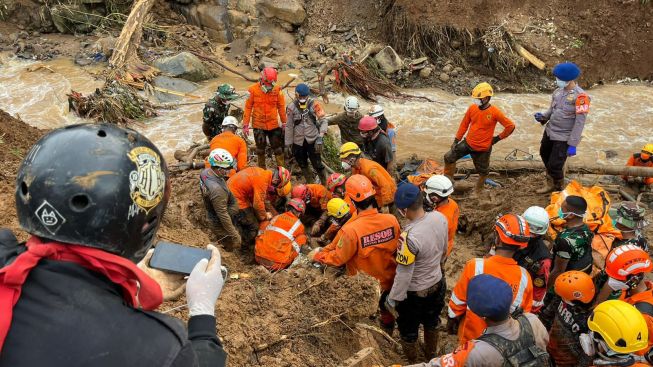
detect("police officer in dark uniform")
(202, 83), (239, 140)
(0, 124), (227, 367)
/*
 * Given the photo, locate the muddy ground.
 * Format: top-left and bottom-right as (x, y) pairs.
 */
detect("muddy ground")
(3, 109), (651, 365)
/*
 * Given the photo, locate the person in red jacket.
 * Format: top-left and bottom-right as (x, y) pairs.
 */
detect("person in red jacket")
(443, 82), (515, 195)
(242, 67), (287, 168)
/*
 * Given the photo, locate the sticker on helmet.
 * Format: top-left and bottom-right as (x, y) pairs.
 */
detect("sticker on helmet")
(128, 147), (166, 214)
(35, 200), (66, 235)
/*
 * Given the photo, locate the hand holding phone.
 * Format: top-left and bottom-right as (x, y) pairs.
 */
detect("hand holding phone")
(187, 244), (224, 317)
(137, 248), (186, 302)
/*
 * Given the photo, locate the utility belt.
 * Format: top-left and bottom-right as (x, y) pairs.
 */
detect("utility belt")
(407, 279), (443, 298)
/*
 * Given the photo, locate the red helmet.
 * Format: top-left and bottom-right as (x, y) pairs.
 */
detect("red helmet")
(605, 244), (652, 281)
(261, 67), (278, 87)
(291, 184), (310, 202)
(326, 173), (346, 192)
(272, 166), (291, 188)
(358, 116), (378, 132)
(495, 214), (531, 248)
(287, 198), (306, 215)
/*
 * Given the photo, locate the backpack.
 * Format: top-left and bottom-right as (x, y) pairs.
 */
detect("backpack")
(477, 315), (551, 367)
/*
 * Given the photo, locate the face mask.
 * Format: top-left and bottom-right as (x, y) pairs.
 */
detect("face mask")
(558, 208), (567, 219)
(473, 99), (483, 106)
(341, 161), (352, 171)
(346, 111), (356, 117)
(261, 83), (274, 93)
(398, 208), (407, 218)
(579, 333), (596, 356)
(607, 277), (630, 291)
(555, 78), (569, 89)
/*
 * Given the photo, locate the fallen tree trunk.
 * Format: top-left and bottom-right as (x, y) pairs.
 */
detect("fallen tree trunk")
(458, 160), (653, 177)
(109, 0), (156, 68)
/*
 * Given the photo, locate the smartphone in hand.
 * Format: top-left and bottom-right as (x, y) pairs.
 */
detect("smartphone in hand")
(149, 242), (212, 275)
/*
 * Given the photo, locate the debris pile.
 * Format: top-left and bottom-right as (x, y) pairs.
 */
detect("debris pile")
(67, 81), (157, 125)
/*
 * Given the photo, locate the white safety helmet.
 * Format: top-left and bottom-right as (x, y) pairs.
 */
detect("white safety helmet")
(344, 96), (360, 112)
(522, 206), (550, 235)
(222, 116), (239, 129)
(369, 104), (384, 118)
(208, 148), (235, 169)
(424, 175), (454, 204)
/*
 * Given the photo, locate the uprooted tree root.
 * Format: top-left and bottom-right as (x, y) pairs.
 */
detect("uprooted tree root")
(67, 81), (158, 125)
(384, 3), (529, 76)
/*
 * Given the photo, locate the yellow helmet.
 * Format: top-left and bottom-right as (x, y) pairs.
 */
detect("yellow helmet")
(471, 82), (494, 99)
(642, 144), (653, 155)
(277, 182), (292, 197)
(339, 142), (362, 159)
(587, 300), (648, 354)
(327, 198), (350, 219)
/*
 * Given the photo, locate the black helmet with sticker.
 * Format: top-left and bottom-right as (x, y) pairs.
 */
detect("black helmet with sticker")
(15, 123), (170, 262)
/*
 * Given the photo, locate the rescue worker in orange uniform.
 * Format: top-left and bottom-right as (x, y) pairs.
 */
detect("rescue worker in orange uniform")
(291, 184), (332, 236)
(600, 245), (653, 358)
(444, 82), (515, 194)
(206, 116), (248, 173)
(254, 198), (307, 271)
(547, 271), (596, 367)
(422, 175), (459, 257)
(315, 198), (356, 249)
(227, 166), (290, 250)
(339, 142), (397, 210)
(242, 67), (287, 168)
(623, 143), (653, 190)
(407, 275), (550, 367)
(308, 174), (399, 334)
(447, 214), (534, 345)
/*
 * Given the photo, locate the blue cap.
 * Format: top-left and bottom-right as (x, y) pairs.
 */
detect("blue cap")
(552, 62), (581, 82)
(394, 183), (421, 209)
(295, 83), (310, 97)
(467, 274), (513, 321)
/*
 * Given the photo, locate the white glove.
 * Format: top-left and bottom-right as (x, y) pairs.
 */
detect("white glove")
(187, 244), (224, 316)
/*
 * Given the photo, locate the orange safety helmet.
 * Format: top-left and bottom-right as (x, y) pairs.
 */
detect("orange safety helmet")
(272, 166), (291, 188)
(554, 271), (596, 304)
(287, 198), (306, 215)
(291, 184), (310, 202)
(641, 143), (653, 161)
(494, 214), (531, 248)
(326, 173), (347, 192)
(345, 174), (376, 202)
(605, 244), (653, 281)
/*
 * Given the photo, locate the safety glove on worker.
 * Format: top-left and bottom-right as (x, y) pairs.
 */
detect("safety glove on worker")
(187, 244), (225, 317)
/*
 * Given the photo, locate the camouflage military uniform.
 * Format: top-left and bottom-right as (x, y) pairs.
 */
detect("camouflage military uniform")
(202, 98), (232, 140)
(552, 224), (594, 273)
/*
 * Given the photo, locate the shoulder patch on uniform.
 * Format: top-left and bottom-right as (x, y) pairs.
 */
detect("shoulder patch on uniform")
(575, 93), (590, 114)
(533, 277), (545, 288)
(396, 231), (415, 265)
(337, 238), (344, 249)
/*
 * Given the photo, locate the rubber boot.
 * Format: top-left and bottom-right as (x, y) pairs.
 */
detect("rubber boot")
(444, 162), (456, 181)
(317, 169), (327, 185)
(301, 167), (314, 184)
(423, 329), (439, 361)
(275, 153), (285, 168)
(400, 340), (419, 364)
(553, 178), (565, 191)
(536, 176), (555, 194)
(257, 153), (267, 169)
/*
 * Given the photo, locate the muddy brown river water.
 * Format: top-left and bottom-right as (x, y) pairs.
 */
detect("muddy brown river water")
(1, 56), (651, 166)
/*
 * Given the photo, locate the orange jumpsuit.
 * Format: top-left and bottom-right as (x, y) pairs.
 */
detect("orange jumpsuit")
(448, 255), (534, 344)
(436, 198), (460, 256)
(313, 207), (399, 291)
(455, 105), (515, 152)
(624, 154), (653, 186)
(352, 158), (397, 208)
(305, 184), (332, 211)
(227, 167), (272, 221)
(243, 83), (287, 131)
(625, 281), (653, 356)
(206, 130), (248, 171)
(254, 211), (306, 271)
